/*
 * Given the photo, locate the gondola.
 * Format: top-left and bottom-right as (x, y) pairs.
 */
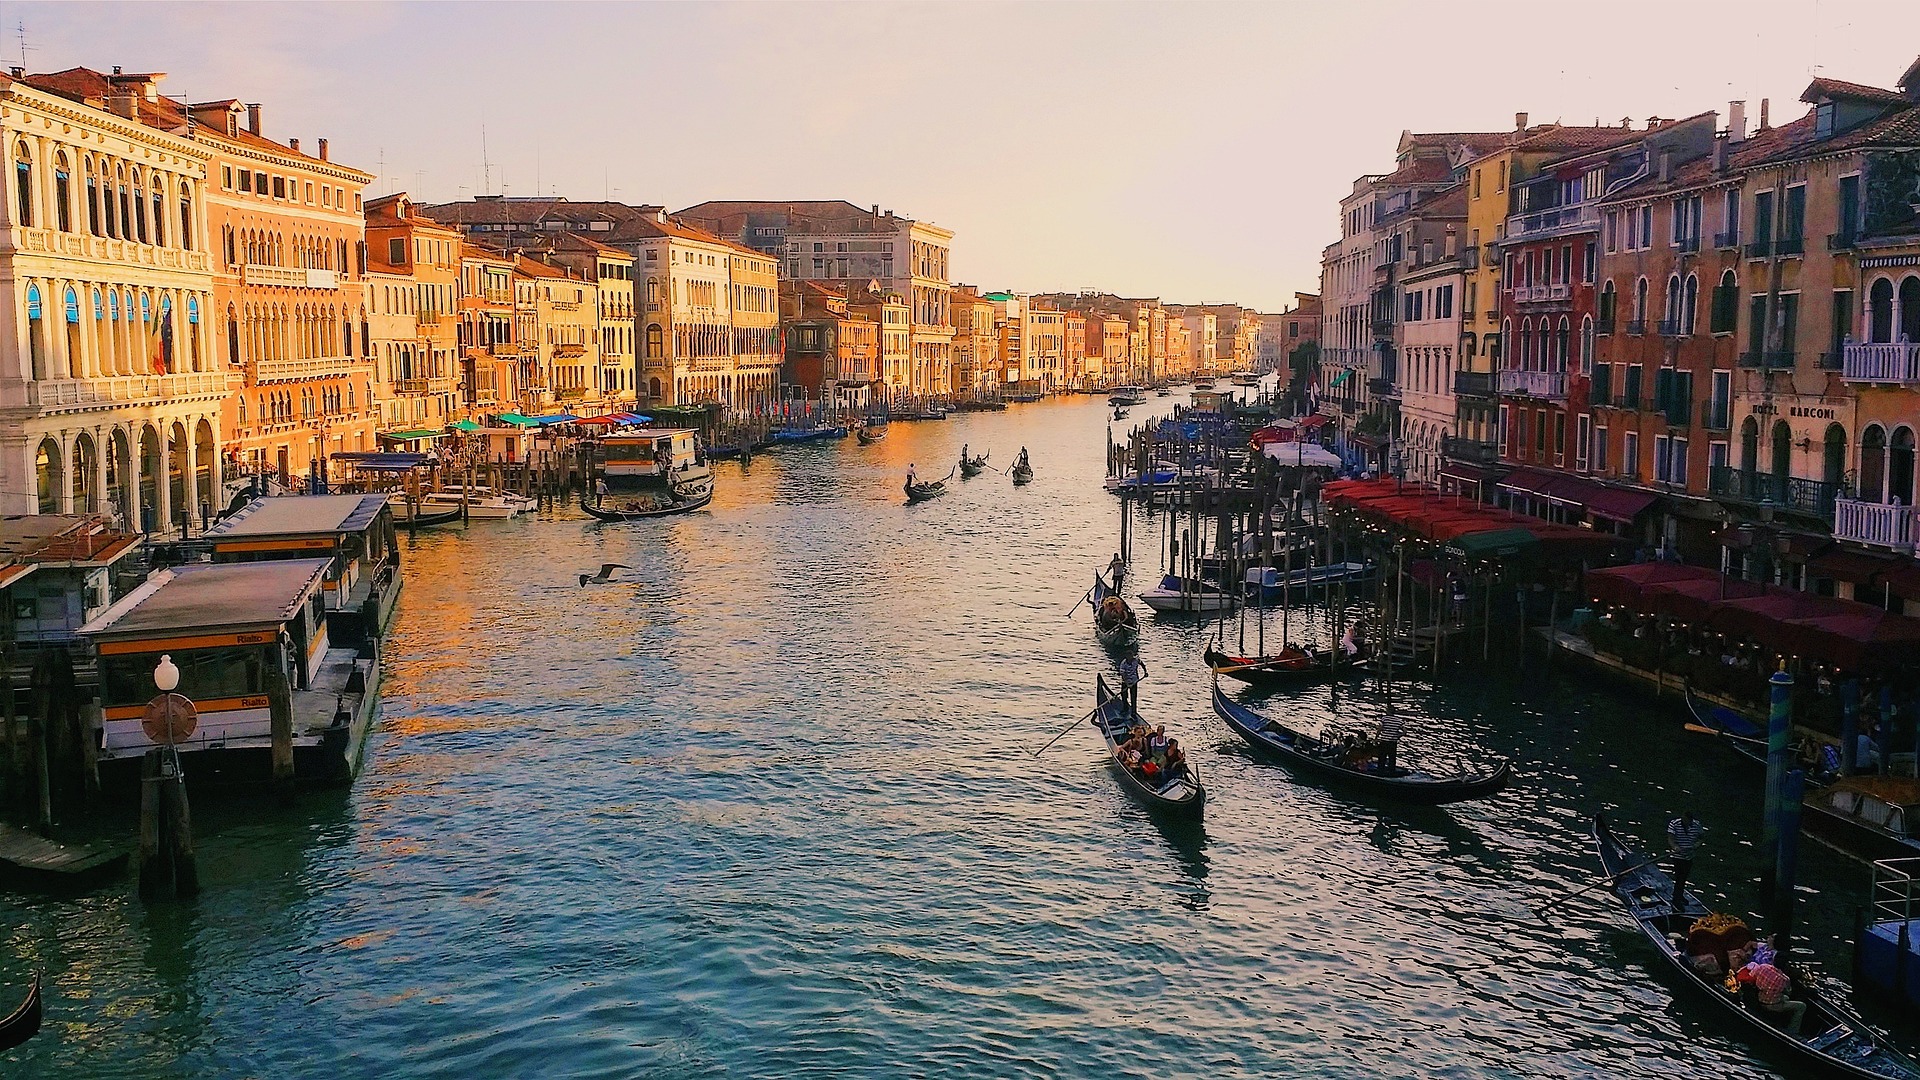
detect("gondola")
(1203, 643), (1341, 688)
(390, 502), (465, 529)
(1592, 815), (1920, 1079)
(1683, 683), (1767, 767)
(1011, 462), (1033, 485)
(1113, 406), (1128, 421)
(905, 470), (952, 503)
(856, 422), (889, 445)
(579, 484), (714, 521)
(1210, 682), (1511, 803)
(959, 453), (989, 478)
(1092, 675), (1204, 820)
(1089, 572), (1139, 649)
(0, 973), (41, 1051)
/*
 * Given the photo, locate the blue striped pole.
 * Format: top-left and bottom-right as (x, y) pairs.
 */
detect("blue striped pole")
(1763, 668), (1793, 847)
(1773, 767), (1806, 952)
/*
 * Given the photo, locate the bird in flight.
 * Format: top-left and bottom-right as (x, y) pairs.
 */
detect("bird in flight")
(579, 563), (633, 586)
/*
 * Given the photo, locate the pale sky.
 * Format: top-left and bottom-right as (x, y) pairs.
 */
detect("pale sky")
(11, 1), (1920, 312)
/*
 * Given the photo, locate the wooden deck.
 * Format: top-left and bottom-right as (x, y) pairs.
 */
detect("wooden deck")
(0, 824), (125, 890)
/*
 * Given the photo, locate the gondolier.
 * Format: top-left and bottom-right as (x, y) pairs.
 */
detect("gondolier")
(1107, 552), (1126, 589)
(1118, 654), (1148, 712)
(1376, 713), (1405, 770)
(1667, 810), (1705, 907)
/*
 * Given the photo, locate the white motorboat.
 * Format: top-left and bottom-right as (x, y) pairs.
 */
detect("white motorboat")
(419, 485), (537, 519)
(1137, 574), (1239, 615)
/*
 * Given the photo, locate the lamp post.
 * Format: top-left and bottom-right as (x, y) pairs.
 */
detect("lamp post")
(138, 653), (198, 900)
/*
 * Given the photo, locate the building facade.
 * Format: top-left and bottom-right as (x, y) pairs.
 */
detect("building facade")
(364, 193), (461, 443)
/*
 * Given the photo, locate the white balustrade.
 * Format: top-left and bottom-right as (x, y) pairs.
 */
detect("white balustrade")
(1842, 339), (1920, 384)
(1833, 497), (1917, 551)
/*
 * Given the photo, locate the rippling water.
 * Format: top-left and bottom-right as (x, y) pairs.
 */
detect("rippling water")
(0, 394), (1894, 1077)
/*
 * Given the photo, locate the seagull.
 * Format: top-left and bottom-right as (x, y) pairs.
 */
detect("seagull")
(579, 563), (633, 586)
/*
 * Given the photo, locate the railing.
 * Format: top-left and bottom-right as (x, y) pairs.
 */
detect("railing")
(1497, 368), (1567, 399)
(255, 355), (371, 383)
(1766, 349), (1797, 369)
(12, 226), (211, 272)
(1657, 318), (1686, 337)
(1842, 340), (1920, 383)
(1626, 318), (1647, 335)
(1453, 371), (1494, 398)
(1829, 232), (1858, 251)
(1442, 436), (1501, 465)
(1708, 465), (1841, 520)
(1371, 318), (1393, 336)
(418, 311), (442, 325)
(1746, 239), (1773, 258)
(1700, 398), (1731, 430)
(1739, 349), (1764, 368)
(244, 263), (305, 287)
(1461, 246), (1480, 270)
(393, 377), (437, 394)
(1483, 309), (1500, 324)
(1367, 377), (1397, 398)
(1834, 498), (1918, 552)
(1594, 316), (1615, 336)
(1675, 234), (1700, 253)
(24, 370), (235, 409)
(1776, 234), (1805, 256)
(1714, 229), (1740, 249)
(1504, 202), (1600, 240)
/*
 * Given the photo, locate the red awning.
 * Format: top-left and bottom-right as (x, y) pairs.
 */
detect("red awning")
(1497, 467), (1562, 498)
(1581, 485), (1658, 524)
(1296, 414), (1331, 429)
(1806, 549), (1907, 586)
(1584, 562), (1717, 610)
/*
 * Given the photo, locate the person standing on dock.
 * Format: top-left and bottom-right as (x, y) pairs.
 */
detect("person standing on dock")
(1666, 810), (1705, 907)
(1118, 655), (1148, 713)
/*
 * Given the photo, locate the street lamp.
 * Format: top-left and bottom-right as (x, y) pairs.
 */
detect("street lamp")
(154, 654), (180, 693)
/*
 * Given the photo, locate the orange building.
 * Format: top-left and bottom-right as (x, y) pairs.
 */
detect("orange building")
(1065, 311), (1087, 387)
(194, 100), (376, 487)
(364, 193), (462, 443)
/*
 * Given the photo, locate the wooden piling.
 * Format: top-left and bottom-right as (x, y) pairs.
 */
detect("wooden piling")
(267, 665), (295, 794)
(137, 748), (198, 901)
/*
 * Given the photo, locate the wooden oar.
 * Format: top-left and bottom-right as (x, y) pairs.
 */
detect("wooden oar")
(1066, 588), (1093, 618)
(1532, 858), (1661, 918)
(1032, 706), (1101, 757)
(1683, 722), (1768, 747)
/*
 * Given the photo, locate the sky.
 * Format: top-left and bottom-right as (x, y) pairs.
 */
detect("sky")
(10, 1), (1920, 312)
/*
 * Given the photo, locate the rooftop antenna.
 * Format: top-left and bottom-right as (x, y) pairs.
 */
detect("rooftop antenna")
(15, 22), (32, 73)
(376, 147), (386, 195)
(480, 122), (491, 196)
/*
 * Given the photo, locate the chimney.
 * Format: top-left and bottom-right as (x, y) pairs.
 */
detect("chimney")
(106, 90), (139, 121)
(1728, 100), (1747, 144)
(226, 111), (237, 138)
(317, 138), (329, 161)
(247, 103), (262, 134)
(112, 66), (122, 75)
(6, 66), (18, 79)
(871, 204), (879, 215)
(1712, 133), (1729, 173)
(288, 137), (299, 153)
(1515, 111), (1529, 131)
(1621, 116), (1634, 129)
(1658, 149), (1673, 182)
(1759, 98), (1770, 131)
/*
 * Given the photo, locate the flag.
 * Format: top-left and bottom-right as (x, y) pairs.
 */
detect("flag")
(154, 317), (173, 375)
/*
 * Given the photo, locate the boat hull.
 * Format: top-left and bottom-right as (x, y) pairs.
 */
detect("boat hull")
(580, 488), (714, 520)
(1093, 676), (1204, 820)
(1138, 589), (1236, 615)
(1203, 646), (1338, 688)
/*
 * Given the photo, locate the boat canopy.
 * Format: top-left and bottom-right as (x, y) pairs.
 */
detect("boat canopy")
(329, 452), (430, 472)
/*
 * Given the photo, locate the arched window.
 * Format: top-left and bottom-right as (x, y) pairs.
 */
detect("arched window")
(13, 142), (33, 228)
(1714, 270), (1737, 334)
(34, 438), (60, 514)
(25, 282), (45, 378)
(1824, 423), (1847, 489)
(1556, 317), (1571, 372)
(1740, 415), (1759, 474)
(158, 295), (175, 373)
(84, 158), (100, 236)
(1871, 278), (1896, 343)
(1682, 274), (1699, 334)
(1664, 274), (1682, 330)
(1633, 277), (1649, 324)
(149, 177), (165, 247)
(131, 167), (147, 243)
(187, 296), (201, 369)
(1894, 427), (1917, 508)
(178, 182), (193, 251)
(1771, 419), (1792, 479)
(71, 433), (97, 513)
(646, 323), (663, 359)
(53, 153), (71, 232)
(1902, 277), (1920, 344)
(1863, 424), (1888, 501)
(1580, 316), (1594, 370)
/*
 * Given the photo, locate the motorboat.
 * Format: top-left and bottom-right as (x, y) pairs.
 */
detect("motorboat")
(420, 485), (538, 519)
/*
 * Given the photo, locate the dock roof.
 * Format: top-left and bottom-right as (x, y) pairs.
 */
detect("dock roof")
(79, 559), (330, 642)
(204, 495), (388, 539)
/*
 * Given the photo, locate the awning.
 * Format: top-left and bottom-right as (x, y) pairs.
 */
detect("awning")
(1329, 370), (1351, 387)
(450, 419), (481, 432)
(379, 429), (444, 442)
(1447, 527), (1538, 558)
(1806, 549), (1906, 586)
(1262, 441), (1341, 468)
(495, 412), (539, 427)
(1437, 462), (1504, 491)
(530, 413), (580, 426)
(1582, 485), (1657, 525)
(1497, 467), (1562, 499)
(1350, 433), (1387, 450)
(330, 451), (430, 471)
(1295, 415), (1331, 430)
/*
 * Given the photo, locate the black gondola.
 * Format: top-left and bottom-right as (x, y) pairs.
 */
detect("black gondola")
(1203, 644), (1341, 688)
(905, 470), (951, 503)
(580, 484), (714, 521)
(1089, 572), (1139, 649)
(856, 422), (889, 444)
(0, 973), (41, 1051)
(1210, 682), (1510, 804)
(391, 503), (465, 529)
(1592, 815), (1920, 1079)
(1092, 675), (1204, 819)
(1011, 463), (1033, 485)
(959, 453), (989, 478)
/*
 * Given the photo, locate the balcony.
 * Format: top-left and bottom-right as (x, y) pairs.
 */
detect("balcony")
(392, 378), (436, 394)
(1834, 498), (1918, 552)
(1675, 234), (1700, 254)
(1739, 349), (1763, 369)
(1453, 371), (1494, 399)
(1504, 202), (1600, 241)
(1766, 349), (1797, 369)
(1626, 319), (1647, 335)
(1828, 232), (1858, 252)
(1594, 316), (1615, 336)
(1483, 309), (1500, 325)
(255, 355), (371, 383)
(1497, 369), (1567, 399)
(1708, 465), (1840, 521)
(1817, 351), (1843, 371)
(1657, 318), (1686, 338)
(1714, 230), (1740, 249)
(24, 370), (235, 411)
(1700, 398), (1731, 430)
(1461, 246), (1480, 270)
(1442, 436), (1501, 465)
(1776, 234), (1805, 256)
(1746, 239), (1773, 258)
(1842, 340), (1920, 383)
(12, 226), (211, 272)
(1371, 317), (1393, 336)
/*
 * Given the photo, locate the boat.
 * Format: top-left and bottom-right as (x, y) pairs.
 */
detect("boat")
(1592, 814), (1920, 1079)
(389, 501), (465, 529)
(1243, 561), (1378, 603)
(0, 973), (41, 1052)
(1011, 461), (1033, 486)
(960, 453), (990, 478)
(200, 494), (403, 646)
(1193, 377), (1217, 390)
(905, 472), (951, 503)
(1091, 675), (1205, 820)
(1211, 683), (1511, 803)
(855, 420), (888, 444)
(1089, 572), (1139, 649)
(1802, 777), (1920, 864)
(1155, 385), (1172, 397)
(1203, 643), (1342, 688)
(580, 483), (714, 521)
(418, 484), (537, 519)
(1683, 683), (1768, 767)
(770, 424), (848, 443)
(1232, 371), (1262, 387)
(1107, 386), (1147, 406)
(1137, 574), (1238, 615)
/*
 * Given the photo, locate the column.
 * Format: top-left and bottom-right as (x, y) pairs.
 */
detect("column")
(90, 425), (108, 517)
(55, 431), (73, 514)
(154, 419), (174, 531)
(180, 418), (198, 522)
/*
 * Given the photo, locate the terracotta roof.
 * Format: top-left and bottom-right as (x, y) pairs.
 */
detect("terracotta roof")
(514, 255), (568, 280)
(1801, 77), (1909, 108)
(537, 232), (633, 259)
(20, 66), (191, 131)
(1600, 112), (1823, 203)
(1514, 125), (1644, 155)
(1403, 132), (1509, 154)
(1375, 158), (1455, 187)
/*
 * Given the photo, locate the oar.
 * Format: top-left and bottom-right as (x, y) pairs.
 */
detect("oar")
(1210, 654), (1311, 674)
(1532, 858), (1661, 918)
(1032, 706), (1101, 757)
(1683, 722), (1767, 747)
(1067, 588), (1093, 618)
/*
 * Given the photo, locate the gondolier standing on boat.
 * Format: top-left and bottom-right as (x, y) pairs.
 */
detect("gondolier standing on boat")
(1107, 552), (1126, 589)
(907, 463), (918, 488)
(1667, 810), (1705, 907)
(1118, 655), (1148, 713)
(1376, 713), (1404, 770)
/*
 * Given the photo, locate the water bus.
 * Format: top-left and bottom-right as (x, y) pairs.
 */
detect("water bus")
(201, 494), (401, 646)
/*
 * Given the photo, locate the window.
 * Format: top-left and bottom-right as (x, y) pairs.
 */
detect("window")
(1709, 441), (1729, 477)
(1754, 190), (1775, 244)
(1783, 185), (1806, 243)
(1599, 281), (1617, 328)
(1711, 271), (1738, 334)
(13, 143), (31, 228)
(1682, 275), (1698, 333)
(1577, 414), (1592, 471)
(1605, 211), (1618, 253)
(239, 169), (252, 193)
(53, 155), (70, 232)
(1583, 242), (1596, 284)
(388, 237), (404, 264)
(254, 171), (267, 194)
(1554, 412), (1566, 464)
(1595, 425), (1610, 472)
(271, 175), (285, 199)
(1473, 168), (1482, 199)
(1839, 174), (1861, 241)
(1623, 431), (1640, 478)
(1831, 290), (1853, 363)
(178, 184), (192, 251)
(1655, 435), (1675, 483)
(1816, 102), (1835, 139)
(1721, 189), (1740, 245)
(1623, 363), (1643, 408)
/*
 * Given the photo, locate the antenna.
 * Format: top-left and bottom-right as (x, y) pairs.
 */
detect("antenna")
(481, 123), (491, 196)
(14, 22), (31, 72)
(376, 147), (386, 195)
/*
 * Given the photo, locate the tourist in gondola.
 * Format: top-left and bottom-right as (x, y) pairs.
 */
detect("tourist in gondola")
(1163, 740), (1188, 783)
(1118, 654), (1147, 712)
(1667, 810), (1705, 907)
(1735, 957), (1806, 1035)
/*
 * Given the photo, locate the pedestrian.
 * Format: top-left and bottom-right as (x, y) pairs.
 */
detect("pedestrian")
(1118, 654), (1148, 713)
(1667, 810), (1705, 907)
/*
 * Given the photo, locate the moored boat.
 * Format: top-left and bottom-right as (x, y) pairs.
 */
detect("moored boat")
(771, 424), (848, 443)
(1592, 814), (1920, 1079)
(1089, 571), (1139, 649)
(1091, 675), (1204, 820)
(389, 501), (465, 529)
(419, 484), (536, 519)
(580, 483), (713, 520)
(1242, 560), (1378, 603)
(1232, 370), (1262, 387)
(856, 421), (889, 444)
(1211, 682), (1511, 803)
(1138, 574), (1238, 615)
(0, 973), (41, 1051)
(1203, 643), (1342, 688)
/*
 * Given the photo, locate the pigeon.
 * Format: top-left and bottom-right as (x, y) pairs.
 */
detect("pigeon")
(579, 563), (632, 586)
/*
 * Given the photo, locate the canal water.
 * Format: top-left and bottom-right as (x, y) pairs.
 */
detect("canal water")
(0, 392), (1893, 1078)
